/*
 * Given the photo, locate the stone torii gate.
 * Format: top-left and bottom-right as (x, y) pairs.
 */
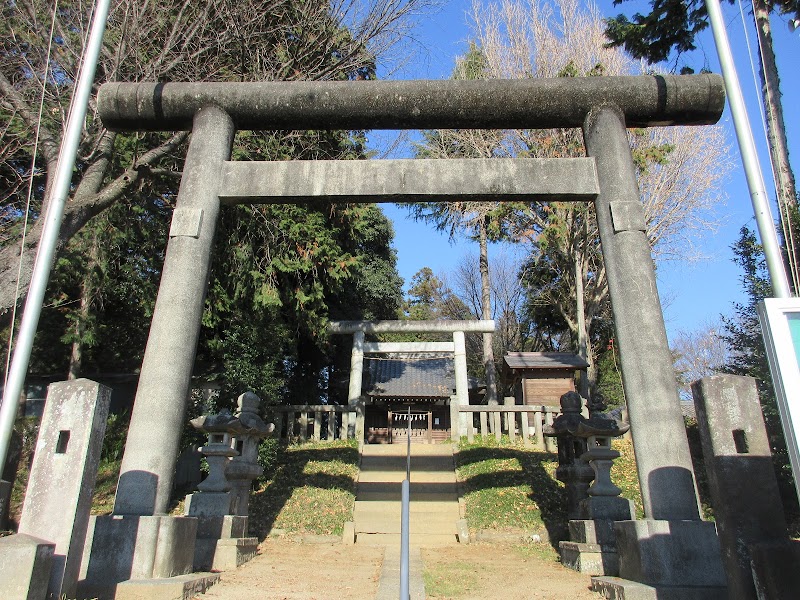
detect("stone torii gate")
(92, 75), (727, 595)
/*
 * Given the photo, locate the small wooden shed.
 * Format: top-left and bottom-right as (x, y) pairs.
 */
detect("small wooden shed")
(504, 352), (590, 408)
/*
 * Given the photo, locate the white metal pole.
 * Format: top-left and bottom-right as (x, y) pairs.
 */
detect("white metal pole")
(705, 0), (792, 298)
(0, 0), (112, 469)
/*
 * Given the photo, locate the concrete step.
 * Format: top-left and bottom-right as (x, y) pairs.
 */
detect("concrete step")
(355, 515), (458, 535)
(357, 532), (457, 547)
(355, 491), (458, 502)
(360, 455), (454, 465)
(358, 470), (456, 483)
(356, 481), (458, 496)
(354, 500), (459, 513)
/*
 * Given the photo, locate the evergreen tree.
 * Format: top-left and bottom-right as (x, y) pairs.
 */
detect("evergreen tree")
(605, 0), (800, 289)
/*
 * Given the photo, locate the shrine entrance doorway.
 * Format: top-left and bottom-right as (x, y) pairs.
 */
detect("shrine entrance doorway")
(389, 409), (434, 444)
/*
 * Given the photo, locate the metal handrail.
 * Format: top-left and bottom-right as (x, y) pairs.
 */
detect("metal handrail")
(400, 406), (411, 599)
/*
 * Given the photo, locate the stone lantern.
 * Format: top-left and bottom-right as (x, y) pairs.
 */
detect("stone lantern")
(544, 391), (596, 520)
(185, 396), (271, 573)
(556, 392), (634, 576)
(227, 392), (274, 517)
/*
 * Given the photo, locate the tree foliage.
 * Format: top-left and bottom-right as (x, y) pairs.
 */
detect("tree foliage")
(448, 0), (730, 394)
(0, 0), (430, 314)
(605, 0), (799, 66)
(605, 0), (800, 291)
(3, 0), (413, 405)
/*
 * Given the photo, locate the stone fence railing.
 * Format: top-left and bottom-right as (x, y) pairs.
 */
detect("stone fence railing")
(451, 399), (560, 452)
(270, 404), (363, 442)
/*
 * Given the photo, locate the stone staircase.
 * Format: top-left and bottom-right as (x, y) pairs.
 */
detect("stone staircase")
(354, 444), (460, 547)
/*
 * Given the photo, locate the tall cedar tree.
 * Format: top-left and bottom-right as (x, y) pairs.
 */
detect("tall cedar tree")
(605, 0), (800, 289)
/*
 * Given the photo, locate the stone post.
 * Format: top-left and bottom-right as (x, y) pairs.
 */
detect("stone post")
(0, 477), (11, 531)
(583, 104), (699, 522)
(347, 330), (365, 438)
(114, 106), (235, 516)
(16, 380), (110, 600)
(79, 108), (231, 597)
(453, 330), (469, 436)
(585, 105), (726, 598)
(692, 375), (800, 599)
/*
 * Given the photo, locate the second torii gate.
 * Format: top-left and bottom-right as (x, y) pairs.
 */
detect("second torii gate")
(328, 319), (496, 439)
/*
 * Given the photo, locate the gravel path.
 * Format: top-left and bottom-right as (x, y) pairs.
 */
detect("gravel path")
(194, 538), (603, 600)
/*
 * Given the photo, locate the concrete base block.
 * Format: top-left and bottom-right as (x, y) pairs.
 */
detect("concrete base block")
(79, 514), (197, 595)
(212, 537), (258, 571)
(0, 479), (11, 530)
(591, 576), (727, 600)
(456, 519), (470, 544)
(560, 541), (618, 575)
(114, 572), (220, 600)
(195, 514), (247, 540)
(342, 521), (355, 545)
(0, 533), (55, 600)
(750, 540), (800, 599)
(184, 492), (230, 517)
(570, 519), (616, 545)
(194, 536), (258, 571)
(615, 519), (726, 587)
(578, 496), (635, 522)
(152, 516), (197, 578)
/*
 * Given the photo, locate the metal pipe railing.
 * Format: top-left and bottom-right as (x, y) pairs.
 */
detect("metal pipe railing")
(400, 406), (411, 599)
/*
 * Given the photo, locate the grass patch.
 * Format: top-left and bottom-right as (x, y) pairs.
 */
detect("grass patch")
(457, 437), (645, 541)
(91, 459), (122, 515)
(610, 438), (644, 518)
(248, 438), (358, 538)
(513, 539), (561, 562)
(423, 559), (480, 598)
(456, 438), (566, 539)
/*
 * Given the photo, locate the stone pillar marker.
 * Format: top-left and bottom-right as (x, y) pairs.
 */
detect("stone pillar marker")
(692, 374), (800, 599)
(585, 105), (726, 598)
(12, 380), (111, 600)
(114, 105), (235, 517)
(0, 478), (10, 531)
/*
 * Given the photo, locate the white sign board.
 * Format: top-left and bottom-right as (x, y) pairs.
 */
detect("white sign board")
(758, 298), (800, 503)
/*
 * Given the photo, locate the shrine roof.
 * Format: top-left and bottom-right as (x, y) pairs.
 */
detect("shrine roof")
(504, 352), (590, 370)
(363, 357), (455, 398)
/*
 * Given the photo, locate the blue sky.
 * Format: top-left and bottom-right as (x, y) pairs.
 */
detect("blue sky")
(371, 0), (799, 343)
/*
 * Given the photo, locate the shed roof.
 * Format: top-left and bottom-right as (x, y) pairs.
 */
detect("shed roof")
(364, 357), (455, 398)
(504, 352), (589, 370)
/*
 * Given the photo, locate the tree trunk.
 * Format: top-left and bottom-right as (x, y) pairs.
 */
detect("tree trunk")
(575, 247), (590, 399)
(753, 0), (799, 290)
(0, 130), (187, 316)
(68, 230), (100, 379)
(479, 220), (498, 405)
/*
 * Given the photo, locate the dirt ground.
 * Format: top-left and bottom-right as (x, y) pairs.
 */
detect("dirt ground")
(195, 539), (603, 600)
